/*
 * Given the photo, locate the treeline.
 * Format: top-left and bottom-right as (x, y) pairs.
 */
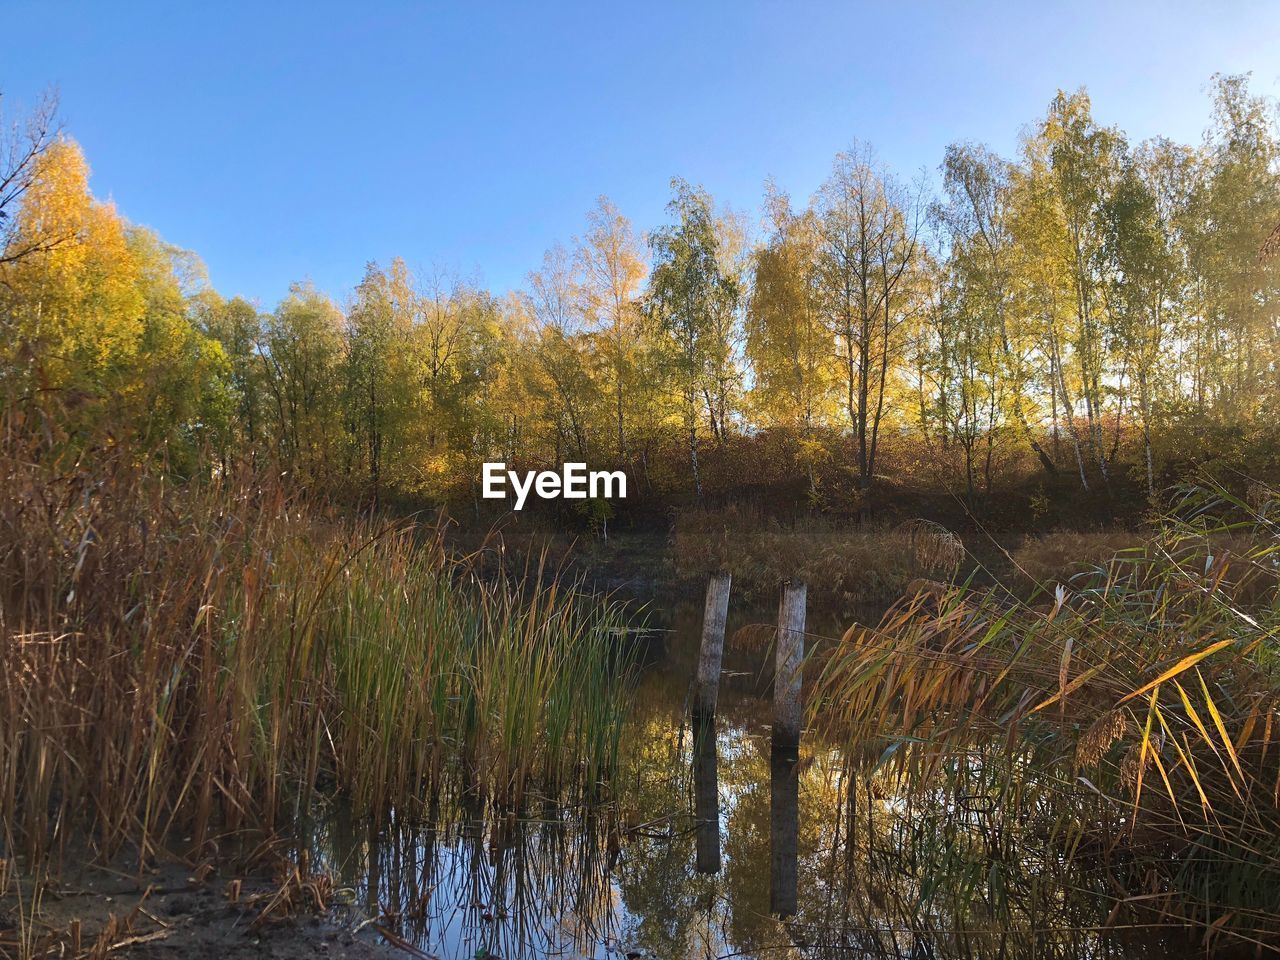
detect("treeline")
(2, 76), (1278, 516)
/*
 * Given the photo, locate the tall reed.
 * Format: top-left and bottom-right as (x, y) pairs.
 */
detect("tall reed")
(0, 439), (636, 870)
(813, 481), (1280, 952)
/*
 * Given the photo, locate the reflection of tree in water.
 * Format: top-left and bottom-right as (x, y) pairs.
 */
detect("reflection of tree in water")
(300, 610), (1211, 960)
(611, 668), (728, 958)
(623, 625), (1199, 960)
(724, 743), (1206, 960)
(310, 794), (623, 958)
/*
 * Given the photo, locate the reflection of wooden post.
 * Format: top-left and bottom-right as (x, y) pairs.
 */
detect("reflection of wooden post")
(693, 714), (721, 874)
(692, 573), (729, 875)
(694, 572), (731, 719)
(770, 737), (799, 917)
(771, 579), (805, 918)
(774, 581), (806, 742)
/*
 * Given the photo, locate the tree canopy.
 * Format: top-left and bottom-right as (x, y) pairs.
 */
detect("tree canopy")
(4, 75), (1278, 514)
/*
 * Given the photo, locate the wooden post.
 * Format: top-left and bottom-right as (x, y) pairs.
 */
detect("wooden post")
(771, 579), (805, 918)
(693, 571), (731, 720)
(773, 580), (806, 743)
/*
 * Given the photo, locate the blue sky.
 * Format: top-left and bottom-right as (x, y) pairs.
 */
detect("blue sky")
(6, 1), (1279, 307)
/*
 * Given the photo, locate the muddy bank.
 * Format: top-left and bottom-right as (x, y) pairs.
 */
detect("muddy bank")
(1, 857), (398, 959)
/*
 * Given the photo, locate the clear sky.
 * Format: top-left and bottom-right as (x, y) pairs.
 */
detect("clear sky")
(6, 1), (1279, 307)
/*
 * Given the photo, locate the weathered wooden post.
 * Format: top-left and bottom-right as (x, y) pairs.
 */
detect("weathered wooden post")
(693, 571), (731, 720)
(771, 579), (805, 918)
(773, 580), (806, 743)
(688, 572), (729, 877)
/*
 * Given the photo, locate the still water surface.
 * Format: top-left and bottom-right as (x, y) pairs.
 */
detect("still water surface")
(313, 604), (1198, 960)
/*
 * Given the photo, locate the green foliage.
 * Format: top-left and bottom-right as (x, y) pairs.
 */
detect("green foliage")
(647, 178), (742, 495)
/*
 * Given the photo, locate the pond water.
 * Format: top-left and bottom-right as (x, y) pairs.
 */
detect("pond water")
(311, 603), (1202, 960)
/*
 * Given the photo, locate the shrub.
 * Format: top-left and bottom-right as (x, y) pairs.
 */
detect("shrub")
(672, 506), (968, 615)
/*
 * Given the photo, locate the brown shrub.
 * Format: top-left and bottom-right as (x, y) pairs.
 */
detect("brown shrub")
(1010, 530), (1145, 590)
(1012, 526), (1277, 603)
(672, 506), (968, 615)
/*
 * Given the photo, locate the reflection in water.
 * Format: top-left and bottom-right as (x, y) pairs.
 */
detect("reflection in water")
(317, 800), (621, 959)
(692, 713), (721, 875)
(307, 603), (1209, 960)
(769, 730), (799, 918)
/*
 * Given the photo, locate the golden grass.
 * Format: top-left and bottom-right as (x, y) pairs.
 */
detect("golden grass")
(813, 482), (1280, 951)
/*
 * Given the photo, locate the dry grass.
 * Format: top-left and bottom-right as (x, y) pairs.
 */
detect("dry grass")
(0, 437), (636, 880)
(1009, 528), (1146, 590)
(672, 505), (968, 614)
(813, 481), (1280, 952)
(894, 518), (966, 573)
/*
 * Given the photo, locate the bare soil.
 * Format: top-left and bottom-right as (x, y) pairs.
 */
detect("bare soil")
(1, 858), (400, 959)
